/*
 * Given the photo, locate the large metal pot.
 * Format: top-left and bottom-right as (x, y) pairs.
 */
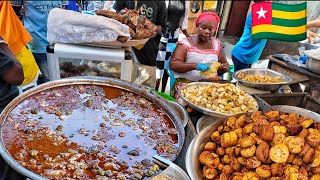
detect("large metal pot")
(186, 107), (320, 180)
(306, 54), (320, 75)
(0, 76), (186, 179)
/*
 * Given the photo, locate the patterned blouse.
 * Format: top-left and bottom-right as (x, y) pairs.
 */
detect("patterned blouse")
(172, 37), (221, 81)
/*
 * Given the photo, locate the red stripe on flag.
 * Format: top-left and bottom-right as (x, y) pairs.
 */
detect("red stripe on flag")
(252, 2), (272, 26)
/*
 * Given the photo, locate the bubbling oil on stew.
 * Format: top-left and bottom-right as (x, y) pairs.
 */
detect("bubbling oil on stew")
(2, 85), (179, 179)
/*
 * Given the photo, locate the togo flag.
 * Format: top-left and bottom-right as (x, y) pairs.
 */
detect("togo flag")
(252, 2), (306, 42)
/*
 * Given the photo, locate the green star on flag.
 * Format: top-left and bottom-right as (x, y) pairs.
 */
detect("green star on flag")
(252, 2), (306, 42)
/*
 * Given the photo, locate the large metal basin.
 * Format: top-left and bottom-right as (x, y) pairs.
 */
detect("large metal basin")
(186, 107), (320, 180)
(233, 68), (292, 91)
(305, 52), (320, 75)
(0, 76), (186, 179)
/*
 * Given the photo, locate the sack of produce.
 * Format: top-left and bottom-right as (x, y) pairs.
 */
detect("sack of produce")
(47, 8), (130, 44)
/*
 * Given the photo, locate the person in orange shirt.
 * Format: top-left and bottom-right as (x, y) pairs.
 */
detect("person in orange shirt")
(0, 1), (39, 88)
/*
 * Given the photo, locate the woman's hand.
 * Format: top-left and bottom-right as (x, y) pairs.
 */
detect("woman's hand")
(307, 30), (320, 43)
(217, 63), (229, 75)
(196, 64), (210, 72)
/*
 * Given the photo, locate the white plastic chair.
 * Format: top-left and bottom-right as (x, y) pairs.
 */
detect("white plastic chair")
(18, 70), (41, 94)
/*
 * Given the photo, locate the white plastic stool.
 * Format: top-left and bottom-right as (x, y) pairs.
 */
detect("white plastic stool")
(18, 70), (41, 94)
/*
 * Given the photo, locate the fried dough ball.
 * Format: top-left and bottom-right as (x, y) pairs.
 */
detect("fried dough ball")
(241, 145), (256, 158)
(300, 119), (314, 129)
(221, 131), (238, 147)
(225, 147), (235, 155)
(258, 124), (274, 142)
(256, 142), (270, 163)
(199, 151), (220, 167)
(203, 166), (218, 179)
(292, 155), (303, 166)
(240, 136), (256, 148)
(284, 165), (299, 179)
(216, 147), (226, 157)
(302, 146), (315, 164)
(306, 128), (320, 147)
(311, 166), (320, 174)
(311, 174), (320, 180)
(269, 144), (290, 163)
(211, 131), (221, 144)
(222, 165), (233, 175)
(218, 173), (229, 180)
(270, 121), (281, 126)
(226, 117), (237, 129)
(286, 136), (305, 154)
(287, 153), (295, 164)
(287, 124), (303, 136)
(236, 114), (247, 128)
(272, 133), (286, 145)
(204, 142), (217, 152)
(251, 111), (263, 122)
(230, 158), (241, 172)
(222, 155), (232, 164)
(265, 111), (280, 121)
(237, 156), (246, 166)
(249, 132), (264, 145)
(271, 163), (285, 177)
(273, 126), (287, 134)
(230, 172), (243, 180)
(310, 150), (320, 167)
(298, 166), (309, 180)
(217, 163), (224, 171)
(256, 165), (271, 178)
(234, 128), (243, 138)
(243, 123), (253, 134)
(242, 172), (259, 180)
(246, 156), (261, 169)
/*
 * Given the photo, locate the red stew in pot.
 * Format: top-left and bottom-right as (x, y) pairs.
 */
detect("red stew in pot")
(2, 85), (179, 179)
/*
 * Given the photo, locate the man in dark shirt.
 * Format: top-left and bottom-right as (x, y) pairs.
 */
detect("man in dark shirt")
(114, 0), (167, 66)
(0, 36), (24, 113)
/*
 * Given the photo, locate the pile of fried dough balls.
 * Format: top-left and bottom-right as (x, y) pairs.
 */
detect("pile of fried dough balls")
(199, 111), (320, 179)
(180, 83), (257, 114)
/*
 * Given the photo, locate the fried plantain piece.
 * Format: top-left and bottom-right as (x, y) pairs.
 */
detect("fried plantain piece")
(256, 165), (271, 178)
(269, 144), (290, 163)
(256, 142), (270, 163)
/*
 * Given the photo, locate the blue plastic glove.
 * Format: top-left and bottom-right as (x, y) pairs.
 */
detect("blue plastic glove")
(196, 64), (210, 72)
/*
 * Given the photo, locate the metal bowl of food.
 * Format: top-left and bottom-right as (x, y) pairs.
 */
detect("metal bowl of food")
(186, 108), (320, 180)
(177, 82), (258, 119)
(233, 68), (292, 91)
(0, 76), (186, 179)
(304, 51), (320, 75)
(97, 62), (121, 78)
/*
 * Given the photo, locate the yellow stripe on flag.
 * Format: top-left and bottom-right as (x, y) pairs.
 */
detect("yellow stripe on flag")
(252, 24), (306, 35)
(272, 9), (306, 20)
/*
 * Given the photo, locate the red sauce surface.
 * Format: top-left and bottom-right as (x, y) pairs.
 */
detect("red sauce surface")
(2, 85), (179, 179)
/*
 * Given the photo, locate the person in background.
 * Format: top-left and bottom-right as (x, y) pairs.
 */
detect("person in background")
(65, 0), (79, 12)
(113, 0), (167, 66)
(0, 36), (24, 180)
(86, 0), (113, 11)
(0, 1), (39, 88)
(169, 12), (229, 103)
(307, 17), (320, 43)
(11, 0), (68, 84)
(231, 0), (267, 72)
(155, 0), (189, 93)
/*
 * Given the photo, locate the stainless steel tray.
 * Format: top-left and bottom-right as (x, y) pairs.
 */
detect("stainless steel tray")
(177, 82), (259, 119)
(272, 105), (320, 122)
(233, 68), (292, 91)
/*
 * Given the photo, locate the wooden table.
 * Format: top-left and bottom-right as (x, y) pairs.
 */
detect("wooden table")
(267, 55), (320, 100)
